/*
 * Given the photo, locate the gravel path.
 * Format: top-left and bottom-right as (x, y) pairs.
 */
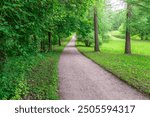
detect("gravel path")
(58, 35), (148, 100)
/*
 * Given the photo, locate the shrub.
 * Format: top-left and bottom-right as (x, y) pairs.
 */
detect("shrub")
(111, 31), (125, 39)
(131, 35), (141, 40)
(84, 38), (93, 47)
(118, 23), (125, 33)
(0, 54), (43, 99)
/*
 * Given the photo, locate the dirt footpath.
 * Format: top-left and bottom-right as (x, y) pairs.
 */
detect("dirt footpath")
(58, 36), (149, 100)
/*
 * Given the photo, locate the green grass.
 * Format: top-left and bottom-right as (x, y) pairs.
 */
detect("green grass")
(77, 39), (150, 95)
(101, 39), (150, 55)
(24, 37), (71, 100)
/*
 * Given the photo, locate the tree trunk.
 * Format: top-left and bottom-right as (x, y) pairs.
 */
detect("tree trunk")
(145, 33), (148, 40)
(125, 3), (131, 54)
(141, 33), (144, 40)
(40, 41), (45, 52)
(58, 37), (61, 46)
(33, 35), (37, 50)
(40, 41), (42, 52)
(40, 41), (43, 52)
(48, 32), (52, 51)
(94, 7), (100, 52)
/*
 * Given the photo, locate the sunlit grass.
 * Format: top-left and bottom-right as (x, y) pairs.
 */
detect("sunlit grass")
(77, 39), (150, 95)
(101, 39), (150, 55)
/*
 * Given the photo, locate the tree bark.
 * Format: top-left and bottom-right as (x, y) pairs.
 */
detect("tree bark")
(48, 32), (52, 51)
(125, 3), (131, 54)
(33, 35), (37, 50)
(141, 33), (144, 40)
(40, 41), (45, 52)
(40, 41), (43, 52)
(94, 7), (100, 52)
(58, 36), (61, 46)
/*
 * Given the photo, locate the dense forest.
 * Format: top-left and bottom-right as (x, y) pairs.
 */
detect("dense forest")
(0, 0), (150, 99)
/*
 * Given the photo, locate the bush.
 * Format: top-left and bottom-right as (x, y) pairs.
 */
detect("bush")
(131, 35), (141, 40)
(84, 32), (94, 47)
(52, 35), (59, 45)
(0, 54), (43, 99)
(111, 31), (125, 39)
(84, 38), (93, 47)
(118, 23), (125, 33)
(102, 33), (109, 40)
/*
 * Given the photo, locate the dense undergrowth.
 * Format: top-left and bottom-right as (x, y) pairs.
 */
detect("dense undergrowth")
(0, 37), (71, 100)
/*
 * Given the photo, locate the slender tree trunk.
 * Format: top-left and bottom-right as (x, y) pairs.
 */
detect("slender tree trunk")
(94, 7), (100, 52)
(48, 32), (52, 51)
(40, 41), (42, 52)
(125, 3), (131, 54)
(125, 29), (131, 54)
(0, 40), (6, 63)
(58, 36), (61, 46)
(43, 41), (45, 51)
(141, 33), (144, 40)
(0, 50), (5, 62)
(145, 33), (148, 40)
(33, 35), (37, 50)
(40, 41), (45, 52)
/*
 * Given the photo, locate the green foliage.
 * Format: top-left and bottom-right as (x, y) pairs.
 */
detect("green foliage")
(111, 30), (148, 41)
(1, 0), (149, 99)
(131, 35), (141, 40)
(129, 0), (150, 40)
(77, 28), (94, 47)
(105, 0), (150, 42)
(25, 55), (59, 100)
(106, 9), (126, 31)
(24, 36), (71, 100)
(84, 33), (94, 47)
(0, 55), (43, 99)
(98, 0), (112, 40)
(0, 0), (94, 59)
(0, 0), (95, 99)
(76, 18), (93, 47)
(0, 36), (71, 100)
(118, 23), (125, 33)
(111, 31), (125, 39)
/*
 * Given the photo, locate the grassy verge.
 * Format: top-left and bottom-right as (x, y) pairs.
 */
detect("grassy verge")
(24, 38), (71, 100)
(76, 39), (150, 95)
(24, 37), (71, 100)
(0, 37), (71, 100)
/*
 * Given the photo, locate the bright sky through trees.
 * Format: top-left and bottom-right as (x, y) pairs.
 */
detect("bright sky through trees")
(110, 0), (126, 11)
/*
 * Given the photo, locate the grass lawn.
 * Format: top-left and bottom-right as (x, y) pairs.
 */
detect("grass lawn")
(101, 39), (150, 55)
(77, 39), (150, 95)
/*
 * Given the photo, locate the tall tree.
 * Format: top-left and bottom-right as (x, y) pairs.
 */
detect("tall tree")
(94, 6), (100, 52)
(48, 32), (52, 51)
(125, 2), (131, 54)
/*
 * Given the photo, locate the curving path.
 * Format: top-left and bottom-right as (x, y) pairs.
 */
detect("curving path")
(58, 35), (149, 100)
